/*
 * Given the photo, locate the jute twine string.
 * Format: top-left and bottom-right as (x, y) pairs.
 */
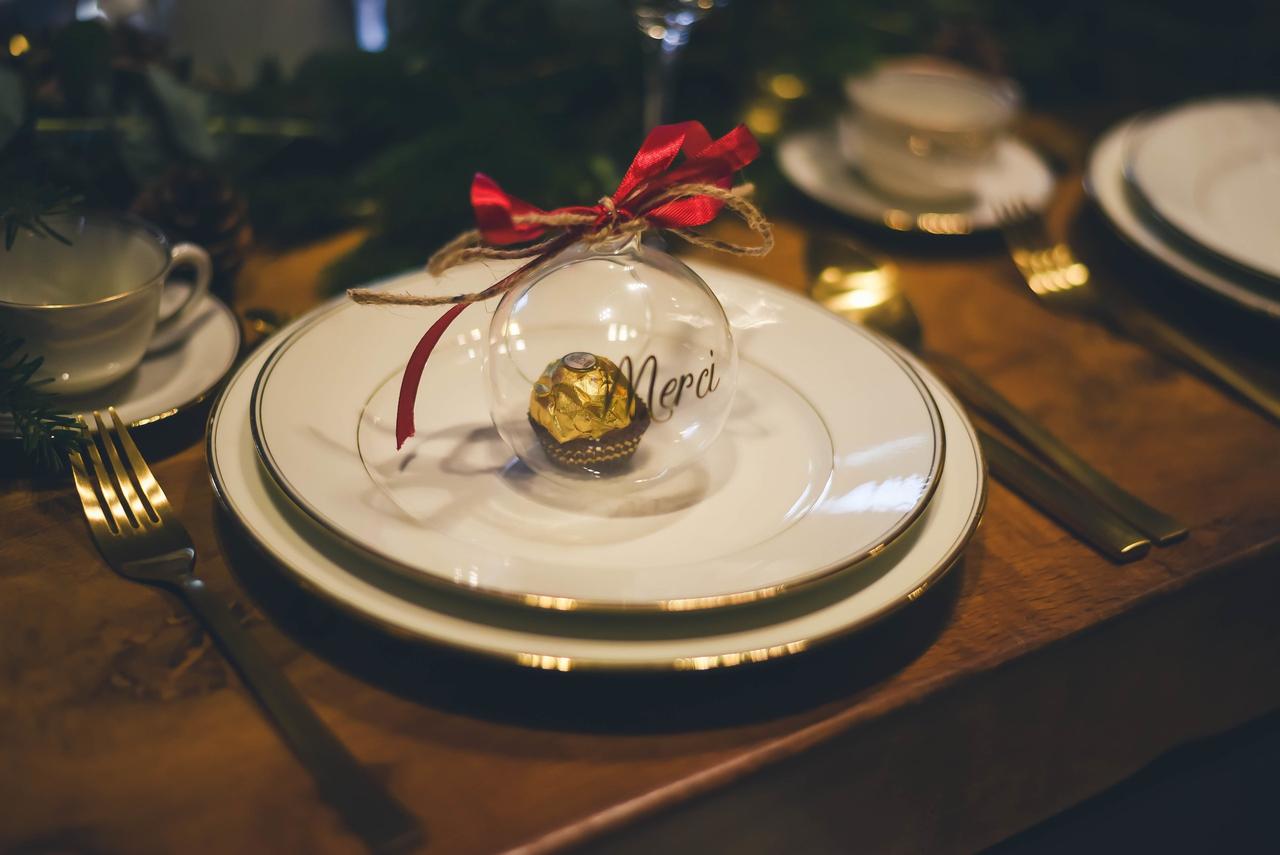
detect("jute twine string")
(347, 182), (772, 308)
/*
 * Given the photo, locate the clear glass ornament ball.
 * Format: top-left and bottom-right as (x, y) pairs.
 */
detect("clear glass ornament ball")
(485, 233), (738, 488)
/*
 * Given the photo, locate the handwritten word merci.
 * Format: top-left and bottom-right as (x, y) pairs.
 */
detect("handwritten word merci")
(617, 351), (722, 423)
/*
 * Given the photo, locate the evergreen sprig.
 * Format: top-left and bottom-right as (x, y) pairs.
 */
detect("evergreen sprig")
(0, 333), (84, 471)
(0, 170), (82, 250)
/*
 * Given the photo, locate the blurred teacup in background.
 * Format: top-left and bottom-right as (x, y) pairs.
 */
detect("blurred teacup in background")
(0, 213), (211, 395)
(838, 58), (1021, 203)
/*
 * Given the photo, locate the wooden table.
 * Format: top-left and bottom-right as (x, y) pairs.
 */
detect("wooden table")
(3, 172), (1279, 855)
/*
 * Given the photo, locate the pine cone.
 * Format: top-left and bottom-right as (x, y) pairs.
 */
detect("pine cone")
(132, 166), (253, 300)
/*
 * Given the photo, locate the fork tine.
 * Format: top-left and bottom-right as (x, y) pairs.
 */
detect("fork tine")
(1006, 202), (1039, 249)
(997, 200), (1048, 289)
(106, 406), (173, 520)
(995, 200), (1031, 250)
(68, 446), (114, 535)
(93, 410), (158, 527)
(1021, 205), (1055, 249)
(1003, 201), (1079, 294)
(104, 408), (165, 520)
(1016, 206), (1090, 294)
(994, 202), (1023, 249)
(82, 421), (134, 534)
(1018, 204), (1060, 258)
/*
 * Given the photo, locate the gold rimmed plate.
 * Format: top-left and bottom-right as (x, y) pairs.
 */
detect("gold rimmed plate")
(1086, 117), (1280, 321)
(1125, 96), (1280, 286)
(248, 263), (946, 613)
(209, 270), (985, 670)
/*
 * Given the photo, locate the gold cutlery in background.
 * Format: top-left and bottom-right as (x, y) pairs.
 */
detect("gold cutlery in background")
(978, 428), (1151, 561)
(995, 200), (1280, 424)
(806, 236), (1180, 562)
(926, 352), (1186, 546)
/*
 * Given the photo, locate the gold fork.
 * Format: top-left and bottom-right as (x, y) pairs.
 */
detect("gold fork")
(996, 200), (1280, 424)
(69, 408), (422, 855)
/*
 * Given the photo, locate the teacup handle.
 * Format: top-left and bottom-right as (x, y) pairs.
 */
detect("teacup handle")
(156, 243), (213, 332)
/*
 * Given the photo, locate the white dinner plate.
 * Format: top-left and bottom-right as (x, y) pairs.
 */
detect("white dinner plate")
(208, 278), (986, 671)
(1127, 97), (1280, 284)
(251, 262), (945, 612)
(777, 125), (1053, 234)
(1086, 117), (1280, 321)
(1, 288), (240, 434)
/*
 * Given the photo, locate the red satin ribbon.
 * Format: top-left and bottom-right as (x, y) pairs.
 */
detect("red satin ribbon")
(394, 121), (760, 449)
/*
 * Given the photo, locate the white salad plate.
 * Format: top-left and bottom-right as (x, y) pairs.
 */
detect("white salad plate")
(250, 262), (946, 612)
(208, 270), (986, 671)
(1086, 117), (1280, 321)
(1, 288), (240, 435)
(776, 125), (1053, 234)
(1126, 97), (1280, 284)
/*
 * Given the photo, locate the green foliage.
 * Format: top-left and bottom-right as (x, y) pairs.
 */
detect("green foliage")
(0, 18), (316, 221)
(4, 0), (1276, 295)
(0, 165), (81, 249)
(291, 0), (1272, 289)
(143, 65), (220, 162)
(0, 67), (24, 149)
(0, 333), (84, 472)
(50, 20), (114, 114)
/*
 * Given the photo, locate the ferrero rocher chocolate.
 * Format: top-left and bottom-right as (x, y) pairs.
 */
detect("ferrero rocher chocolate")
(528, 351), (650, 469)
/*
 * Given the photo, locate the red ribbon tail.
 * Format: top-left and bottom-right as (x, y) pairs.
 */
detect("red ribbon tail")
(395, 302), (470, 449)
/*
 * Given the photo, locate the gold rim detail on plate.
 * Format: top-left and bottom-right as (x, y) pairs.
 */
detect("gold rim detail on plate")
(246, 288), (947, 614)
(206, 282), (987, 672)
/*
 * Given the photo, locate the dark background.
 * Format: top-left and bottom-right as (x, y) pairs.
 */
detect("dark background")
(2, 0), (1277, 289)
(2, 4), (1277, 849)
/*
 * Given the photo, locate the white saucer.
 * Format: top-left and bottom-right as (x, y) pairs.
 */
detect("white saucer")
(1127, 97), (1280, 284)
(777, 124), (1053, 234)
(1086, 117), (1280, 321)
(251, 262), (946, 612)
(1, 289), (240, 433)
(209, 270), (986, 671)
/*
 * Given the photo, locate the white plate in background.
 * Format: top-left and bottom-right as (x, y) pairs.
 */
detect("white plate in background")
(1127, 97), (1280, 284)
(1086, 117), (1280, 320)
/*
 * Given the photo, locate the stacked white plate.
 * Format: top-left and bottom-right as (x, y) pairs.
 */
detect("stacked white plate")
(209, 262), (987, 671)
(1087, 96), (1280, 320)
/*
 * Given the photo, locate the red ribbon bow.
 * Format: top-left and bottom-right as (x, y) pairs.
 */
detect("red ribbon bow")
(472, 121), (760, 245)
(393, 121), (761, 449)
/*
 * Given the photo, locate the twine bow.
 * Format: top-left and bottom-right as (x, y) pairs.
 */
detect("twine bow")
(347, 121), (772, 449)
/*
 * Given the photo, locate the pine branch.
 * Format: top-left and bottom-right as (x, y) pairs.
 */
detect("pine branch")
(0, 333), (84, 470)
(0, 171), (82, 250)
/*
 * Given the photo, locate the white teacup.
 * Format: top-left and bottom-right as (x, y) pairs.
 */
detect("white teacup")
(839, 59), (1020, 202)
(0, 213), (212, 395)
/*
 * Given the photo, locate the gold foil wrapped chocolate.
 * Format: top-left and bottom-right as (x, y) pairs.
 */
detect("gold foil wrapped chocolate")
(528, 352), (650, 469)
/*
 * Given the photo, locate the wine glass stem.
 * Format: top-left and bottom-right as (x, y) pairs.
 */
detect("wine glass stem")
(643, 42), (683, 130)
